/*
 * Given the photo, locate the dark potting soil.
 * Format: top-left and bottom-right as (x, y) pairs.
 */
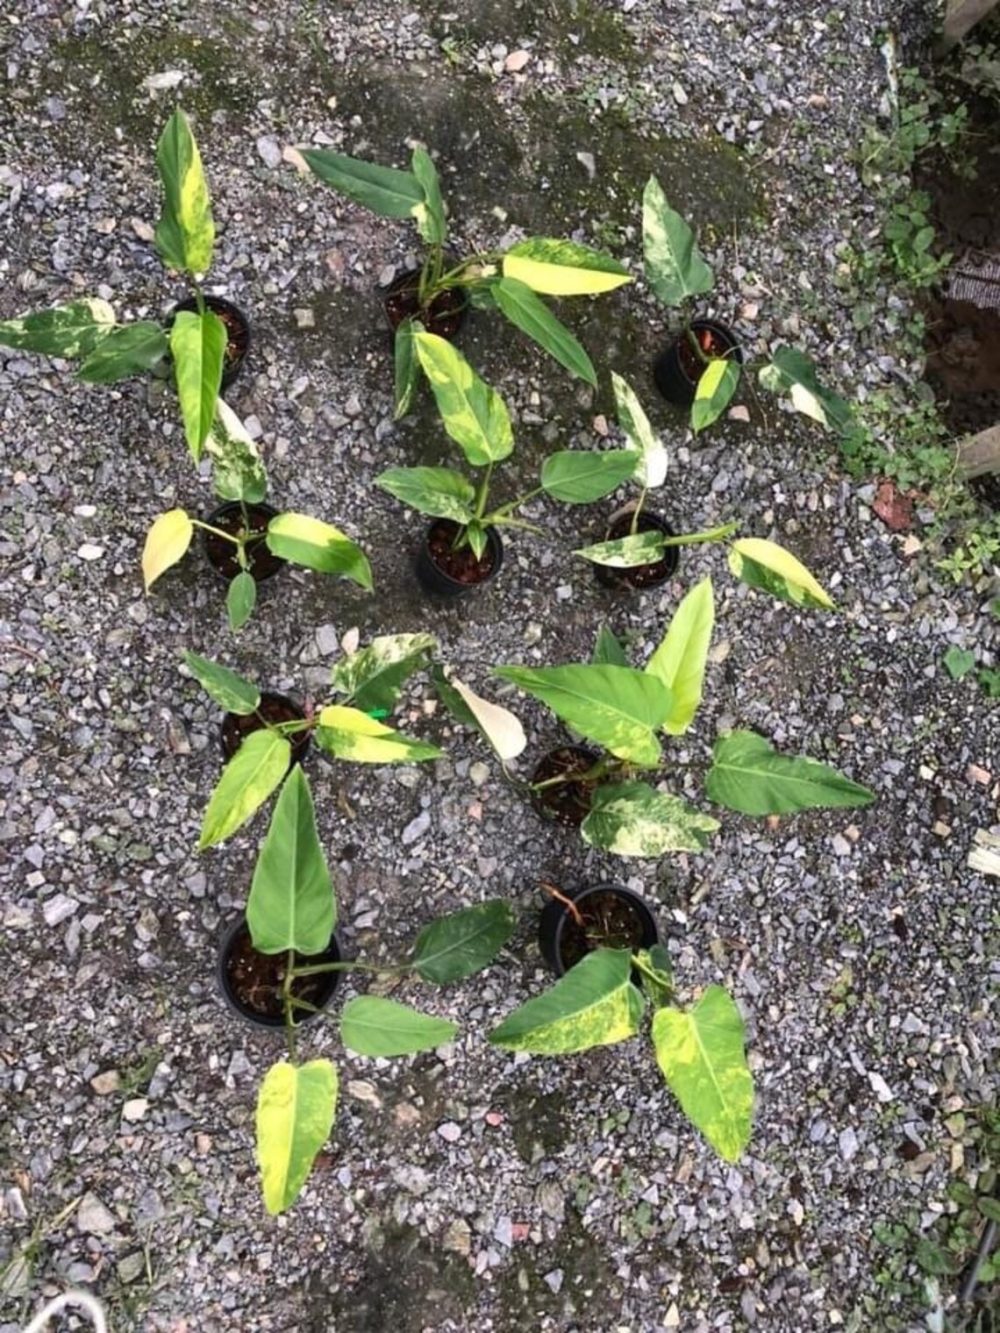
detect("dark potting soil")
(426, 519), (496, 584)
(203, 504), (284, 581)
(225, 923), (332, 1021)
(597, 512), (678, 591)
(384, 273), (465, 340)
(531, 746), (600, 827)
(221, 693), (310, 764)
(678, 327), (731, 382)
(558, 890), (649, 972)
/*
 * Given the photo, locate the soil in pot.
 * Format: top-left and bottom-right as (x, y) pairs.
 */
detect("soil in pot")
(594, 511), (679, 592)
(540, 885), (659, 975)
(202, 501), (285, 582)
(415, 519), (503, 595)
(653, 318), (742, 407)
(221, 918), (340, 1027)
(383, 269), (466, 341)
(530, 746), (602, 827)
(220, 692), (310, 766)
(171, 295), (251, 388)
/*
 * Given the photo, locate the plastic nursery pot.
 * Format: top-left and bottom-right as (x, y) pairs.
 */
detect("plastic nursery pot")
(414, 519), (504, 597)
(170, 294), (251, 390)
(539, 885), (660, 977)
(217, 914), (342, 1030)
(653, 318), (743, 408)
(219, 692), (311, 767)
(201, 500), (285, 583)
(593, 505), (680, 593)
(529, 745), (603, 828)
(381, 266), (467, 342)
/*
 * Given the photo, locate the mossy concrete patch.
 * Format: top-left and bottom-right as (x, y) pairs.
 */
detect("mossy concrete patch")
(418, 0), (639, 63)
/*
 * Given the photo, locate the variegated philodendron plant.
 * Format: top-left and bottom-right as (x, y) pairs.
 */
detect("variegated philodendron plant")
(185, 633), (444, 849)
(490, 941), (753, 1164)
(241, 764), (516, 1214)
(437, 570), (875, 858)
(643, 175), (855, 435)
(0, 110), (235, 473)
(299, 141), (632, 417)
(376, 335), (641, 561)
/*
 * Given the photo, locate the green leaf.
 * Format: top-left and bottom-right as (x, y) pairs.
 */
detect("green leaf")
(430, 668), (527, 761)
(540, 450), (638, 504)
(642, 177), (714, 307)
(592, 625), (628, 667)
(182, 650), (260, 714)
(227, 571), (257, 631)
(465, 520), (488, 559)
(581, 781), (719, 857)
(944, 646), (976, 679)
(410, 147), (447, 246)
(170, 309), (226, 460)
(329, 633), (438, 713)
(727, 538), (834, 611)
(414, 332), (513, 465)
(705, 731), (875, 816)
(393, 315), (420, 420)
(199, 728), (291, 849)
(494, 663), (670, 766)
(637, 945), (673, 1007)
(914, 1238), (956, 1276)
(574, 529), (667, 568)
(652, 986), (753, 1162)
(978, 1197), (1000, 1224)
(375, 466), (476, 523)
(645, 577), (714, 734)
(205, 398), (268, 504)
(340, 997), (456, 1057)
(411, 900), (517, 983)
(77, 322), (169, 383)
(493, 277), (597, 385)
(502, 238), (631, 296)
(0, 298), (116, 358)
(142, 508), (193, 590)
(611, 372), (666, 487)
(266, 513), (373, 590)
(490, 949), (644, 1054)
(758, 346), (853, 434)
(301, 148), (425, 219)
(155, 109), (215, 274)
(256, 1059), (337, 1216)
(246, 767), (335, 955)
(691, 358), (741, 434)
(315, 705), (442, 764)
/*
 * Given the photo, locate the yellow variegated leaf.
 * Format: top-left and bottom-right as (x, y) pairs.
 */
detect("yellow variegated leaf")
(489, 949), (644, 1054)
(142, 508), (193, 591)
(256, 1059), (337, 1215)
(155, 110), (215, 275)
(315, 705), (442, 764)
(266, 513), (373, 589)
(728, 538), (834, 611)
(502, 239), (631, 296)
(646, 576), (714, 734)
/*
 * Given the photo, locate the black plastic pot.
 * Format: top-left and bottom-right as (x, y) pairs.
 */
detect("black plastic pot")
(529, 745), (602, 827)
(202, 501), (285, 583)
(414, 519), (504, 597)
(653, 318), (743, 407)
(220, 692), (311, 767)
(381, 265), (467, 342)
(593, 505), (680, 593)
(217, 915), (342, 1029)
(170, 294), (251, 390)
(539, 885), (660, 977)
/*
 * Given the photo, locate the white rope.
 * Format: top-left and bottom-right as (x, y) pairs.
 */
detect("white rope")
(22, 1290), (109, 1333)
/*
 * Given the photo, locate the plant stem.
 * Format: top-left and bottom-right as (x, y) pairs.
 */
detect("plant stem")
(288, 959), (407, 980)
(191, 518), (239, 545)
(629, 488), (649, 537)
(474, 463), (494, 520)
(630, 950), (673, 997)
(282, 949), (298, 1060)
(659, 520), (739, 548)
(193, 283), (206, 318)
(528, 758), (614, 792)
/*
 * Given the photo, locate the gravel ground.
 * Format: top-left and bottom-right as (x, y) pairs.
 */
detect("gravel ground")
(1, 2), (998, 1331)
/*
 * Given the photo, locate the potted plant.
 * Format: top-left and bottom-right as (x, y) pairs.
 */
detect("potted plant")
(0, 110), (249, 465)
(184, 632), (444, 848)
(376, 332), (639, 596)
(221, 762), (516, 1213)
(436, 576), (874, 856)
(141, 399), (373, 630)
(489, 881), (754, 1164)
(642, 176), (854, 435)
(298, 142), (632, 416)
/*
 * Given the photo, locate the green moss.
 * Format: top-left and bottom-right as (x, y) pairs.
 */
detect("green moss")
(492, 1207), (624, 1328)
(419, 0), (638, 63)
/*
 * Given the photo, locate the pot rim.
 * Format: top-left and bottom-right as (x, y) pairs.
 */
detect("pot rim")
(216, 913), (342, 1030)
(540, 883), (660, 977)
(418, 518), (504, 592)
